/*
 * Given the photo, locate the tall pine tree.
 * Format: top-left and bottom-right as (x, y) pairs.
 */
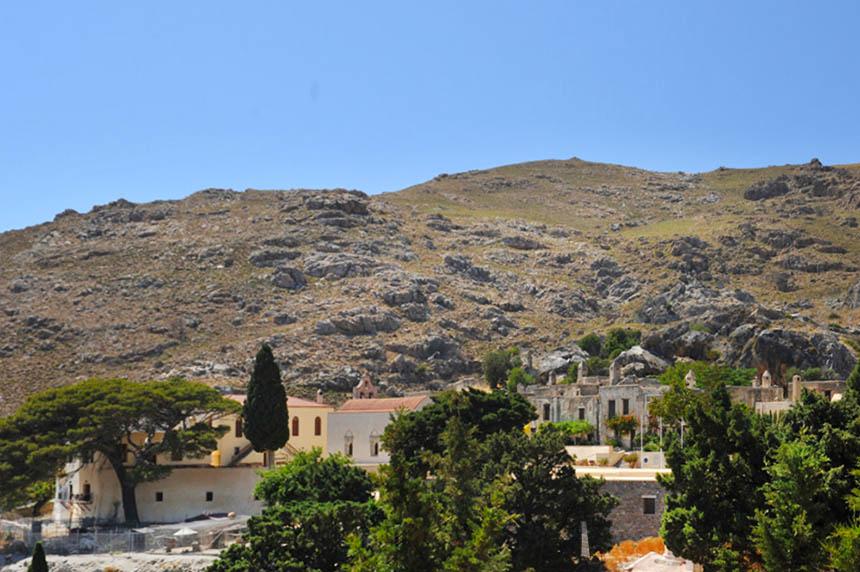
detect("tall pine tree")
(243, 344), (289, 467)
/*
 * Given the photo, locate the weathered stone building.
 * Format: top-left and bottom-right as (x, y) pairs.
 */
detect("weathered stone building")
(577, 467), (669, 542)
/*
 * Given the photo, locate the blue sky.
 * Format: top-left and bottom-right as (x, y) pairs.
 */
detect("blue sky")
(2, 1), (859, 231)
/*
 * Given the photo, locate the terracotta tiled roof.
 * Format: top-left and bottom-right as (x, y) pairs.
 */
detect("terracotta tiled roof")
(337, 395), (430, 413)
(224, 394), (331, 408)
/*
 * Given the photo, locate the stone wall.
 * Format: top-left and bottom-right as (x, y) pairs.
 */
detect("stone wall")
(601, 479), (666, 542)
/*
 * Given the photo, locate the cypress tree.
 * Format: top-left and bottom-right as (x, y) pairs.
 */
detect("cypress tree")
(243, 344), (289, 467)
(28, 541), (48, 572)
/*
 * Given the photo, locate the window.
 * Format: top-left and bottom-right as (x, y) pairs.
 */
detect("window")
(235, 418), (243, 438)
(82, 483), (91, 501)
(344, 432), (354, 457)
(608, 400), (616, 419)
(314, 416), (322, 436)
(155, 492), (163, 502)
(622, 399), (630, 415)
(578, 407), (585, 421)
(370, 432), (381, 457)
(292, 417), (300, 437)
(642, 496), (656, 515)
(206, 491), (214, 502)
(542, 403), (551, 421)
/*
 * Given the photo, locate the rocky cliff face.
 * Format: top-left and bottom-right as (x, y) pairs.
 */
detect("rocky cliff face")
(1, 158), (858, 413)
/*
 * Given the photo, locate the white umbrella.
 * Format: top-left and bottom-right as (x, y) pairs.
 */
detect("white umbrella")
(173, 527), (198, 537)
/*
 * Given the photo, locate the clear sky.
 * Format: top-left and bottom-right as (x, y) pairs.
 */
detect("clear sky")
(2, 1), (859, 231)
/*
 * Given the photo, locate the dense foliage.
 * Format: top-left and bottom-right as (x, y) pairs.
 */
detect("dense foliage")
(482, 347), (521, 389)
(538, 420), (595, 444)
(27, 541), (48, 572)
(661, 362), (860, 571)
(579, 328), (641, 360)
(243, 344), (289, 458)
(0, 377), (238, 523)
(348, 390), (616, 571)
(658, 360), (756, 388)
(208, 450), (380, 572)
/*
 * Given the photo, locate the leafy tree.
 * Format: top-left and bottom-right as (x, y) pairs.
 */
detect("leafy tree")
(660, 384), (773, 570)
(352, 389), (613, 572)
(847, 361), (860, 394)
(482, 347), (520, 389)
(579, 333), (602, 357)
(209, 449), (380, 572)
(484, 430), (617, 570)
(243, 344), (289, 467)
(602, 328), (640, 359)
(3, 378), (239, 524)
(350, 418), (512, 572)
(606, 415), (638, 447)
(753, 437), (843, 572)
(538, 420), (595, 444)
(27, 541), (48, 572)
(560, 362), (579, 384)
(658, 360), (756, 389)
(506, 366), (534, 392)
(382, 388), (536, 476)
(647, 377), (703, 429)
(584, 356), (609, 377)
(827, 469), (860, 572)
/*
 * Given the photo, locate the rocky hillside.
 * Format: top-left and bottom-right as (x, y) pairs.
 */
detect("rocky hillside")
(2, 157), (859, 414)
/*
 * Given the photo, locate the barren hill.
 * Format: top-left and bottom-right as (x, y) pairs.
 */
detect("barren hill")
(2, 157), (859, 414)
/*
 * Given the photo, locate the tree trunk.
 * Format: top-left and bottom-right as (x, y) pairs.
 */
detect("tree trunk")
(266, 449), (275, 468)
(107, 454), (140, 525)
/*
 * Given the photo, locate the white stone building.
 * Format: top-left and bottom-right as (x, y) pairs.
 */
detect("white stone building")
(52, 393), (333, 526)
(326, 374), (430, 470)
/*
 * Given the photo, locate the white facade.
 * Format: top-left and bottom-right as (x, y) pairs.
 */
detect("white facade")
(326, 396), (431, 470)
(52, 393), (333, 525)
(53, 455), (263, 525)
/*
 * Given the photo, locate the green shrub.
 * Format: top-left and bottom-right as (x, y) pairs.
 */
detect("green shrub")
(559, 363), (579, 384)
(658, 360), (756, 388)
(579, 333), (602, 357)
(585, 356), (610, 376)
(602, 328), (641, 358)
(483, 347), (521, 389)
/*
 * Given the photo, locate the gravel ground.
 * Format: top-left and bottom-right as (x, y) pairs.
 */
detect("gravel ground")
(1, 550), (220, 571)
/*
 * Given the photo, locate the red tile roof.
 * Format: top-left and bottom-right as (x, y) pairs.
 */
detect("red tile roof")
(337, 395), (430, 413)
(224, 394), (331, 408)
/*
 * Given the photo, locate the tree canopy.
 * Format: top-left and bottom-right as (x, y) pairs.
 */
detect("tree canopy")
(243, 344), (290, 456)
(660, 363), (860, 571)
(482, 347), (521, 389)
(209, 449), (380, 572)
(1, 377), (239, 523)
(349, 390), (615, 571)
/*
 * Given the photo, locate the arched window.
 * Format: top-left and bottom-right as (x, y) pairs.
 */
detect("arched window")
(344, 431), (354, 457)
(292, 417), (300, 437)
(370, 431), (381, 457)
(314, 416), (322, 436)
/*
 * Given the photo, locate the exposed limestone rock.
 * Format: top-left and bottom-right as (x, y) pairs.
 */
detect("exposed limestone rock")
(611, 346), (669, 378)
(272, 267), (306, 290)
